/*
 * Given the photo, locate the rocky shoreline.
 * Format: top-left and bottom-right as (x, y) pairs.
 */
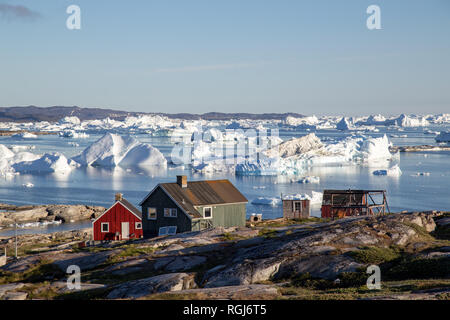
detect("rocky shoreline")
(389, 145), (450, 152)
(0, 203), (105, 227)
(0, 210), (449, 300)
(0, 130), (56, 136)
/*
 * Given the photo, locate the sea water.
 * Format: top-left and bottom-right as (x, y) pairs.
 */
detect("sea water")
(0, 125), (449, 236)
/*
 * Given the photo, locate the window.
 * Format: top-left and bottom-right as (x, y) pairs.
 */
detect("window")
(164, 208), (177, 218)
(147, 208), (157, 220)
(159, 226), (177, 236)
(101, 223), (109, 233)
(294, 201), (302, 212)
(203, 207), (212, 219)
(135, 222), (142, 229)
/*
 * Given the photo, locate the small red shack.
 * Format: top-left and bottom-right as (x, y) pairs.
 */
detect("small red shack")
(92, 193), (143, 241)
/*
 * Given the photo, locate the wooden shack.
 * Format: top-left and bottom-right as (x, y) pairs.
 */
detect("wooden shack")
(282, 198), (310, 219)
(321, 189), (389, 219)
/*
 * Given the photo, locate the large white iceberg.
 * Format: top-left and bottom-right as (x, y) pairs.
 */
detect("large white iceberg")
(13, 153), (74, 174)
(72, 133), (167, 167)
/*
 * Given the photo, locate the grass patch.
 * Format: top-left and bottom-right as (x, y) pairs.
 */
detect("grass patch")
(0, 259), (65, 285)
(256, 217), (329, 228)
(402, 221), (435, 241)
(289, 271), (367, 291)
(348, 246), (401, 264)
(106, 245), (155, 264)
(384, 256), (450, 280)
(258, 228), (278, 239)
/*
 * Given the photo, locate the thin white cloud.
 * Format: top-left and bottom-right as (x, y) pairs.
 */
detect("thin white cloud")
(153, 62), (268, 73)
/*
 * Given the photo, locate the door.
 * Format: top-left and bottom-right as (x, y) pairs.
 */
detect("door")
(121, 222), (129, 239)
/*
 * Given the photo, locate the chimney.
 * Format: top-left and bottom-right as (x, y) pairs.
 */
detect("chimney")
(177, 175), (187, 188)
(115, 193), (123, 201)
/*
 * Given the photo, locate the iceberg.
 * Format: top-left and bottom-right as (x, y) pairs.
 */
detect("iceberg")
(60, 130), (89, 139)
(281, 191), (323, 205)
(373, 164), (402, 176)
(336, 117), (353, 131)
(12, 132), (38, 139)
(435, 131), (450, 143)
(265, 133), (323, 158)
(0, 145), (15, 160)
(72, 133), (167, 168)
(298, 176), (320, 184)
(13, 153), (74, 174)
(251, 197), (282, 206)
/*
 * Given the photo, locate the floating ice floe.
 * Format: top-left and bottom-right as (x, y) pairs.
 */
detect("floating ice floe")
(252, 191), (323, 207)
(72, 133), (167, 168)
(298, 176), (320, 184)
(60, 130), (89, 139)
(372, 165), (402, 177)
(251, 197), (282, 206)
(12, 132), (38, 139)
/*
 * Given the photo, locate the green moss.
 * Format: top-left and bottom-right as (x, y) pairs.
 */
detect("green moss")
(0, 259), (65, 285)
(385, 256), (450, 280)
(258, 228), (278, 239)
(349, 246), (401, 264)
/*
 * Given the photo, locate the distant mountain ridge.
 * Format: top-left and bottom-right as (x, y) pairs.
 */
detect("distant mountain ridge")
(0, 106), (304, 122)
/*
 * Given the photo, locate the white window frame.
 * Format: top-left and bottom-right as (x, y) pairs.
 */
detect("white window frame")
(101, 222), (109, 233)
(164, 208), (177, 218)
(203, 207), (213, 219)
(135, 222), (142, 229)
(159, 226), (177, 236)
(147, 207), (157, 220)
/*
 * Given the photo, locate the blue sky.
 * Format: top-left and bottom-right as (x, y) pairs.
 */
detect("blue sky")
(0, 0), (449, 115)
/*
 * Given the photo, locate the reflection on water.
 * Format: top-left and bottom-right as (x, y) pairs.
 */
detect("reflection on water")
(0, 128), (449, 236)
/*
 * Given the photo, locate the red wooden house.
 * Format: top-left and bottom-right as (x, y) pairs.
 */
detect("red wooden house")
(92, 193), (143, 241)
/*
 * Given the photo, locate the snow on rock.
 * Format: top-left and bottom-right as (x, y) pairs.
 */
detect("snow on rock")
(12, 153), (74, 174)
(435, 131), (450, 143)
(72, 133), (167, 167)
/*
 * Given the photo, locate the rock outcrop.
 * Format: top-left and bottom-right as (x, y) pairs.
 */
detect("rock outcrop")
(0, 204), (105, 226)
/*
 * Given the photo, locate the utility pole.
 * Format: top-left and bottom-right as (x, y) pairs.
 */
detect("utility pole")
(14, 219), (18, 259)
